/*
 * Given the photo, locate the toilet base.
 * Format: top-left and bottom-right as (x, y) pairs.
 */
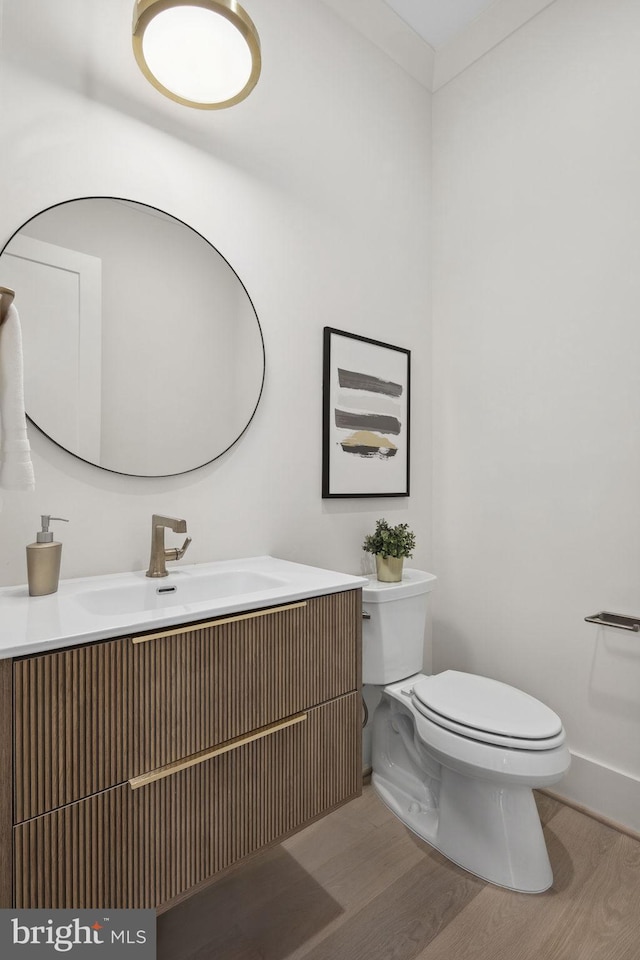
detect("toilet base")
(372, 768), (553, 893)
(371, 690), (559, 893)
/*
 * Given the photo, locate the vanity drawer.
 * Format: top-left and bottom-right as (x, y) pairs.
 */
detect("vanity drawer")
(14, 693), (361, 910)
(14, 590), (361, 822)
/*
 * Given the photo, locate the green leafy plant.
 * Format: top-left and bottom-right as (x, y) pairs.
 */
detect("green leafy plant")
(362, 518), (416, 559)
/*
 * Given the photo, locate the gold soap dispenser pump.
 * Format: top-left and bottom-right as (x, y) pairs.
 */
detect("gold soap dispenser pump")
(26, 515), (69, 596)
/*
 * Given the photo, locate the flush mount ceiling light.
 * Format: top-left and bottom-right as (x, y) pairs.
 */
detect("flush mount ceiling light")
(132, 0), (261, 109)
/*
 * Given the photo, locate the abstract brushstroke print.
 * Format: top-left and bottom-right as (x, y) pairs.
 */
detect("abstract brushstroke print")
(338, 369), (403, 398)
(340, 430), (397, 458)
(334, 409), (401, 436)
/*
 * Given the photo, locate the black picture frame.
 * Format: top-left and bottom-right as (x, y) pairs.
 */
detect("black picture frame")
(322, 327), (410, 498)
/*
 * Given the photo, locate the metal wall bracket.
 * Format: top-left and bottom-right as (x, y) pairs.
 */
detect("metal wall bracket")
(585, 612), (640, 632)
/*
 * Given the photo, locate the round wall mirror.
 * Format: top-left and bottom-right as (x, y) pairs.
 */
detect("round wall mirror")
(0, 197), (265, 477)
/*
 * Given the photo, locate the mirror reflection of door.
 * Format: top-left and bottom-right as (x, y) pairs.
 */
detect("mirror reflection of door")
(5, 234), (102, 463)
(0, 198), (265, 477)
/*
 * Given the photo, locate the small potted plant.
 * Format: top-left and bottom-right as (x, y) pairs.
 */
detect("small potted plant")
(362, 518), (416, 582)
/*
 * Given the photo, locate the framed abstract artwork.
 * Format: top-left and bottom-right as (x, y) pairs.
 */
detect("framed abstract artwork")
(322, 327), (410, 498)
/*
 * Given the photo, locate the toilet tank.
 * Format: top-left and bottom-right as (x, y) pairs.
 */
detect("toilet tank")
(362, 569), (437, 684)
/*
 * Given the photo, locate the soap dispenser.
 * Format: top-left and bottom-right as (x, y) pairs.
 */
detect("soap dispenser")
(26, 515), (69, 596)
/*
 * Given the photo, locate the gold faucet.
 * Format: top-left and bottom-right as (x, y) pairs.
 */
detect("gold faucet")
(146, 514), (192, 578)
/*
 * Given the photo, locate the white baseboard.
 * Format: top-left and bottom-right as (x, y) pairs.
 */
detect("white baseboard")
(548, 752), (640, 836)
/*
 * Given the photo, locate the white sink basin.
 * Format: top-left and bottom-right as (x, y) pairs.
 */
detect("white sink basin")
(78, 569), (287, 616)
(0, 556), (367, 658)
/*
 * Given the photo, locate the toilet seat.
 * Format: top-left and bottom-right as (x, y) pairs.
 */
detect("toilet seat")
(411, 671), (565, 751)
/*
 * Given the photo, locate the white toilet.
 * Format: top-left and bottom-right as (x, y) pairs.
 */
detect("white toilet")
(363, 569), (570, 893)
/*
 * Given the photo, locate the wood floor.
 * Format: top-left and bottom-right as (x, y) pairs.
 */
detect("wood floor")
(158, 785), (640, 960)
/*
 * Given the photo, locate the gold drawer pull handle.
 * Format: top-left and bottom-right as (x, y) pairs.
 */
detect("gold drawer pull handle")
(132, 601), (307, 644)
(129, 712), (308, 790)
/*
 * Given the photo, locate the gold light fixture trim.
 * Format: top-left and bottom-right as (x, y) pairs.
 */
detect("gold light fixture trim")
(132, 0), (261, 110)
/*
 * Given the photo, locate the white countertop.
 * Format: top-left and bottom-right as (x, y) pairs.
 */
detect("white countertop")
(0, 556), (367, 659)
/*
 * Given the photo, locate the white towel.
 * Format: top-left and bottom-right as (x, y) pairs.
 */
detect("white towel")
(0, 302), (35, 497)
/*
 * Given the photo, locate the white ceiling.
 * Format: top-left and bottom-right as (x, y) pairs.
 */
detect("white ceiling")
(321, 0), (557, 90)
(383, 0), (499, 50)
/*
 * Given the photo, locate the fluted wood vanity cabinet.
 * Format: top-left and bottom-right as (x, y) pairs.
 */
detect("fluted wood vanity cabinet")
(1, 588), (362, 912)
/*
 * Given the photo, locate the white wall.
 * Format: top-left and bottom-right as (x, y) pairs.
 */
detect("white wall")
(0, 1), (432, 584)
(432, 0), (640, 830)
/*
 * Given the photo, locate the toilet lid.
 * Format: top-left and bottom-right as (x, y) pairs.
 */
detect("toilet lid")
(412, 671), (564, 749)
